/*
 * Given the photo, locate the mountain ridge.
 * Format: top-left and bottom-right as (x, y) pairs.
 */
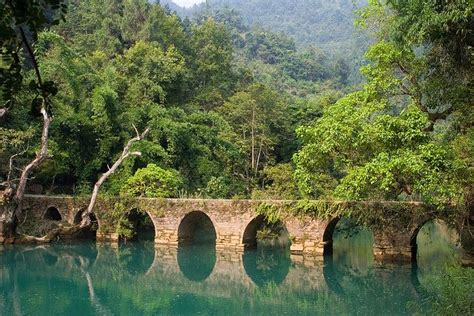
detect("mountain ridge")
(161, 0), (369, 55)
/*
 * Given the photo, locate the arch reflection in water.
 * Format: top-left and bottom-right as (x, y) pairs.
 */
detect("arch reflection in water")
(42, 251), (59, 267)
(242, 215), (290, 249)
(322, 254), (420, 315)
(243, 248), (291, 287)
(178, 244), (217, 282)
(116, 243), (155, 276)
(323, 254), (344, 295)
(321, 220), (421, 315)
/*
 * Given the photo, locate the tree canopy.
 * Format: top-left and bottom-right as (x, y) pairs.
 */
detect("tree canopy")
(294, 0), (473, 208)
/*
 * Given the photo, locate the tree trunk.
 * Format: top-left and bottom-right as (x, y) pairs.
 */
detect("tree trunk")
(1, 105), (51, 237)
(251, 106), (256, 171)
(255, 140), (263, 177)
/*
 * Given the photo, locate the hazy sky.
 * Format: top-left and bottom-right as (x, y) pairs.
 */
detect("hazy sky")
(172, 0), (205, 7)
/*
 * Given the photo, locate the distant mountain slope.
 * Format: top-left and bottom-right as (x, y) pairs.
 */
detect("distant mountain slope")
(162, 0), (369, 56)
(158, 0), (188, 15)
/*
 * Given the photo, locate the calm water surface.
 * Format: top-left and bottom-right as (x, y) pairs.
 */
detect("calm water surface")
(0, 221), (458, 315)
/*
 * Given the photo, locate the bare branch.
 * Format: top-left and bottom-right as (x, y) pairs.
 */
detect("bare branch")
(132, 124), (140, 138)
(141, 127), (150, 138)
(7, 148), (28, 183)
(0, 107), (9, 119)
(3, 176), (35, 185)
(15, 105), (51, 204)
(81, 126), (149, 226)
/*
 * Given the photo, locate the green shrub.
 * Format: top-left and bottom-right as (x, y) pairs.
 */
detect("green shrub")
(120, 163), (182, 198)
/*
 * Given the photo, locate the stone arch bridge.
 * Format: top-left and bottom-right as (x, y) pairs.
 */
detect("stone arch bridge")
(11, 195), (470, 263)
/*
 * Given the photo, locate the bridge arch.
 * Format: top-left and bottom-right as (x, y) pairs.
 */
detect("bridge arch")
(242, 215), (290, 250)
(323, 217), (374, 262)
(177, 211), (217, 246)
(43, 206), (62, 221)
(176, 211), (217, 281)
(242, 215), (265, 249)
(323, 217), (341, 256)
(120, 209), (156, 242)
(410, 218), (460, 264)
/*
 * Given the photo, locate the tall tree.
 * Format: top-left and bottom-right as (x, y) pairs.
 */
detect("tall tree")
(190, 18), (235, 110)
(294, 0), (473, 207)
(218, 83), (287, 191)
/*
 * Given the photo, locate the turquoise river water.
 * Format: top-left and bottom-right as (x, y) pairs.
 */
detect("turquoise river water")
(0, 221), (460, 315)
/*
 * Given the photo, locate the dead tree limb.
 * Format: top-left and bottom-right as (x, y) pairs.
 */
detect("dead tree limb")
(14, 104), (51, 210)
(6, 148), (28, 184)
(0, 106), (9, 119)
(1, 148), (28, 204)
(12, 223), (94, 244)
(81, 126), (150, 227)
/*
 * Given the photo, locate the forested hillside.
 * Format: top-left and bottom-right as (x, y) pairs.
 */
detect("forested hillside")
(165, 0), (367, 49)
(1, 0), (342, 200)
(162, 0), (370, 81)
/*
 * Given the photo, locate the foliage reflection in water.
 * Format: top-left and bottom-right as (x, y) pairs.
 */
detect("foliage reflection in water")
(243, 248), (291, 287)
(0, 224), (462, 315)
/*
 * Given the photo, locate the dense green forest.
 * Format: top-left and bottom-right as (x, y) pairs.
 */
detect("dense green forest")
(163, 0), (368, 52)
(163, 0), (370, 83)
(1, 0), (472, 211)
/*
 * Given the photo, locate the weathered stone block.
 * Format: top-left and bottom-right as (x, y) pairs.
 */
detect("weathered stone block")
(314, 247), (324, 256)
(290, 254), (304, 264)
(291, 243), (304, 253)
